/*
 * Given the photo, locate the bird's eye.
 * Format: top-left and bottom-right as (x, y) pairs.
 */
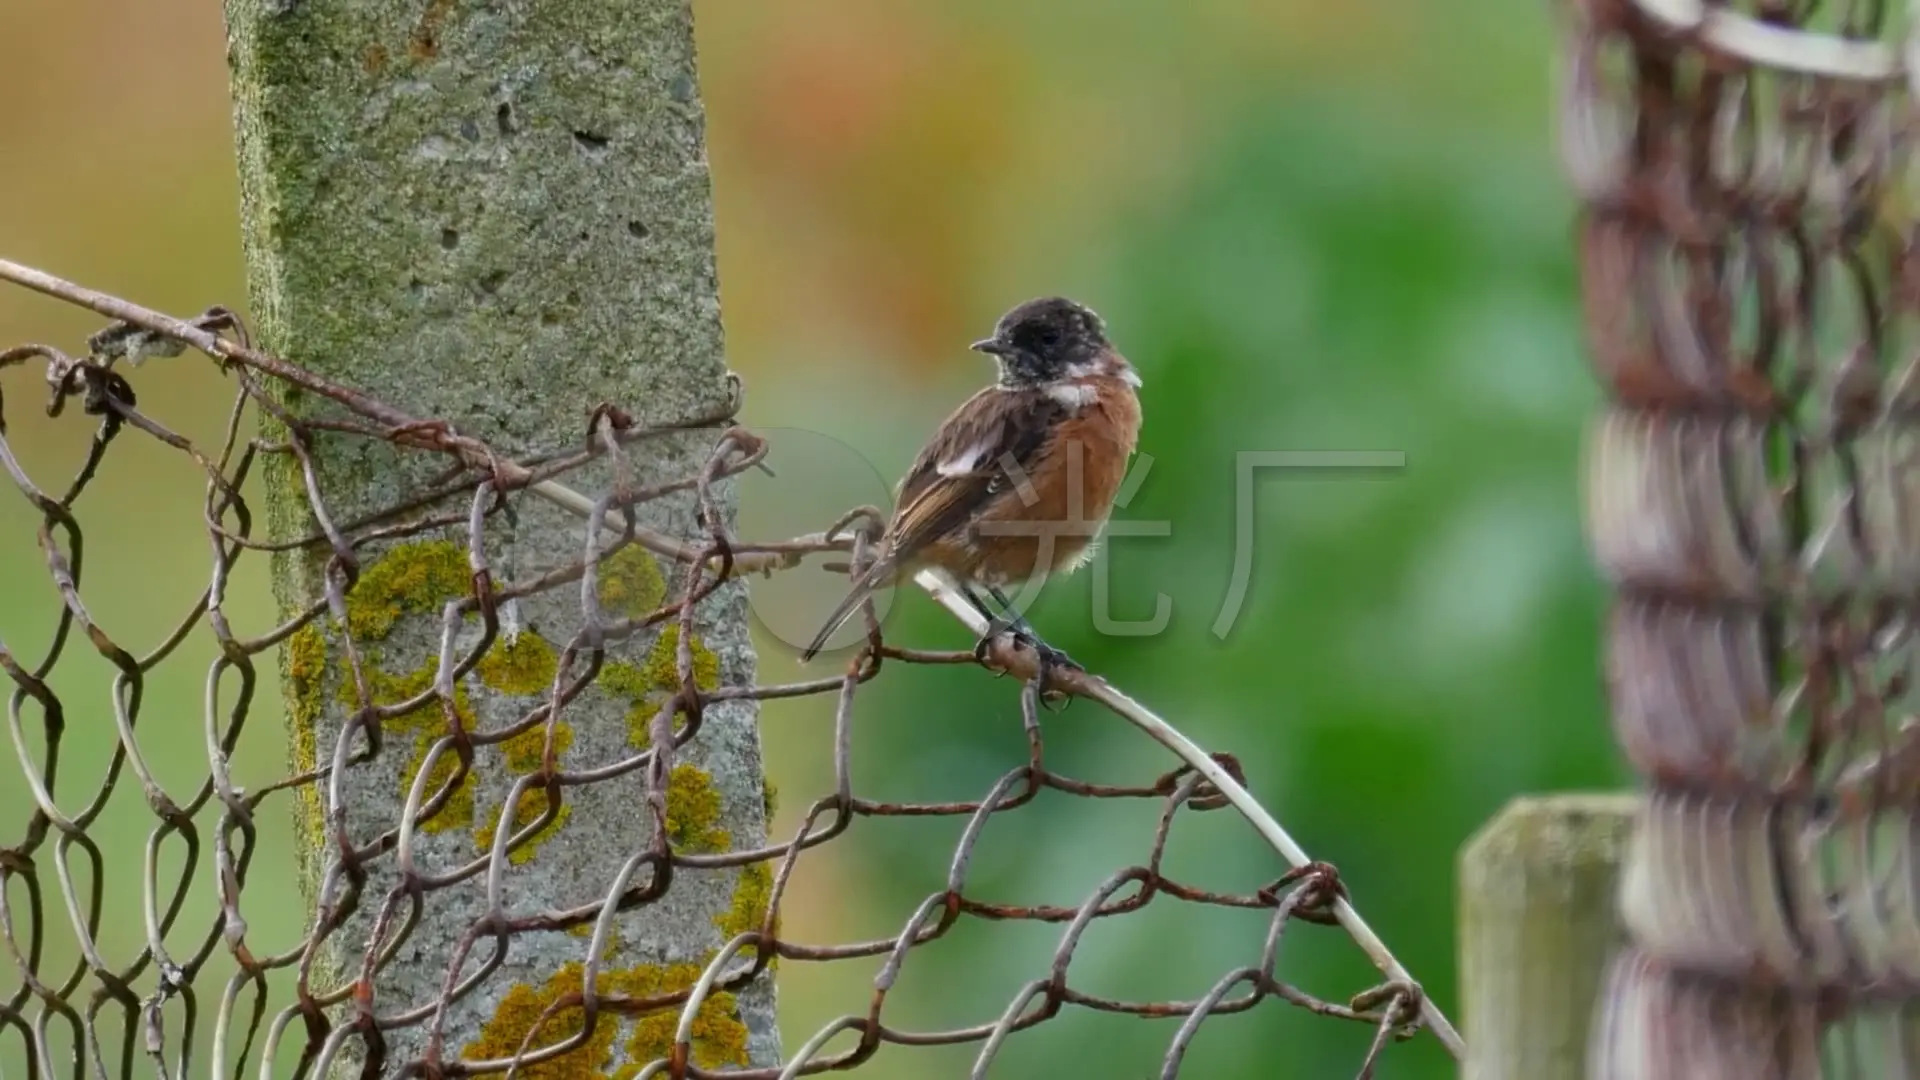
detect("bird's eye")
(1035, 326), (1061, 347)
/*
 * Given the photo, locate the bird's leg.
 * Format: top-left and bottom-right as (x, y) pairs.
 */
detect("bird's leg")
(965, 584), (1018, 671)
(975, 585), (1082, 700)
(956, 582), (1001, 626)
(983, 585), (1040, 639)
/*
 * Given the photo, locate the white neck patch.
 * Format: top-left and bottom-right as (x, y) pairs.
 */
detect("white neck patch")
(1066, 358), (1142, 388)
(1047, 383), (1100, 410)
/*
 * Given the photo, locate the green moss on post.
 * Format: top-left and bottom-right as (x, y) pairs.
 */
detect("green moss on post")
(1458, 792), (1637, 1080)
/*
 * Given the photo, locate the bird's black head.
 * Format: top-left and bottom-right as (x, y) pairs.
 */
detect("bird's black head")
(970, 296), (1109, 386)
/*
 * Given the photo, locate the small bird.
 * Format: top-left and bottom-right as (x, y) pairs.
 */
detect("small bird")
(798, 296), (1143, 685)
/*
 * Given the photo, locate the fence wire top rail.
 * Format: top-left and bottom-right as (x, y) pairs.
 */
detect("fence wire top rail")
(0, 259), (1455, 1079)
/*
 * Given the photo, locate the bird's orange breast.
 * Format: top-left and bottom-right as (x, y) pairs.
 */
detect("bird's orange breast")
(937, 376), (1141, 586)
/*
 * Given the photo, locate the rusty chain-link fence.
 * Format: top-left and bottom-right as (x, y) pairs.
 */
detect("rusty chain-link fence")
(0, 263), (1460, 1079)
(1563, 0), (1920, 1073)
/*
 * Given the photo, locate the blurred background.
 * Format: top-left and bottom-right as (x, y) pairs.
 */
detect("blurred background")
(0, 2), (1622, 1077)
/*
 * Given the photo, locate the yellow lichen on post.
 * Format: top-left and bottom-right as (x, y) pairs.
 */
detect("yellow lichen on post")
(283, 622), (330, 867)
(405, 738), (478, 834)
(477, 631), (561, 695)
(595, 658), (652, 704)
(473, 630), (575, 811)
(595, 659), (662, 746)
(665, 764), (730, 853)
(462, 961), (622, 1080)
(595, 545), (668, 618)
(641, 624), (720, 692)
(484, 633), (575, 774)
(287, 621), (328, 688)
(477, 785), (574, 865)
(341, 660), (482, 834)
(609, 962), (750, 1074)
(339, 659), (471, 726)
(462, 959), (750, 1078)
(503, 720), (576, 774)
(343, 539), (470, 641)
(566, 922), (627, 955)
(599, 625), (721, 750)
(713, 862), (777, 969)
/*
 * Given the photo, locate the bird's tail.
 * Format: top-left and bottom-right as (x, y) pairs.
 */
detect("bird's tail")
(798, 555), (897, 662)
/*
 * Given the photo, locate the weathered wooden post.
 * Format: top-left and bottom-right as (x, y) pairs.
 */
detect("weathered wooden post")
(225, 1), (777, 1070)
(1458, 794), (1635, 1079)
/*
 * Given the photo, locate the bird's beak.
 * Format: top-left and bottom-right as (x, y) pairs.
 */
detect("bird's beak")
(970, 337), (1009, 356)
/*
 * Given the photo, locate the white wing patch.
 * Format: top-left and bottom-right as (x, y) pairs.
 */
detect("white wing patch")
(935, 441), (994, 477)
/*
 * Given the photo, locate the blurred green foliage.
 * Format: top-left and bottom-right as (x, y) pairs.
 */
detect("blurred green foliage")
(1, 3), (1630, 1078)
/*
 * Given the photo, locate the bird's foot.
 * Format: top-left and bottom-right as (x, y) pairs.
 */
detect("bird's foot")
(971, 633), (999, 670)
(971, 614), (1020, 671)
(1027, 637), (1082, 710)
(972, 624), (1081, 708)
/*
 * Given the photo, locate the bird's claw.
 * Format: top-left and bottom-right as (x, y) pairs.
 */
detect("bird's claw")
(972, 626), (1080, 707)
(972, 632), (1004, 673)
(1029, 640), (1081, 710)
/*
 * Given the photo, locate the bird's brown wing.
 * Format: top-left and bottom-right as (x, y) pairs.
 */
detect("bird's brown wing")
(885, 385), (1065, 562)
(798, 386), (1063, 662)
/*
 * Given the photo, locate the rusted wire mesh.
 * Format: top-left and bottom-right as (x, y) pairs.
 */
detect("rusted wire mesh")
(1565, 0), (1920, 1075)
(0, 265), (1458, 1079)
